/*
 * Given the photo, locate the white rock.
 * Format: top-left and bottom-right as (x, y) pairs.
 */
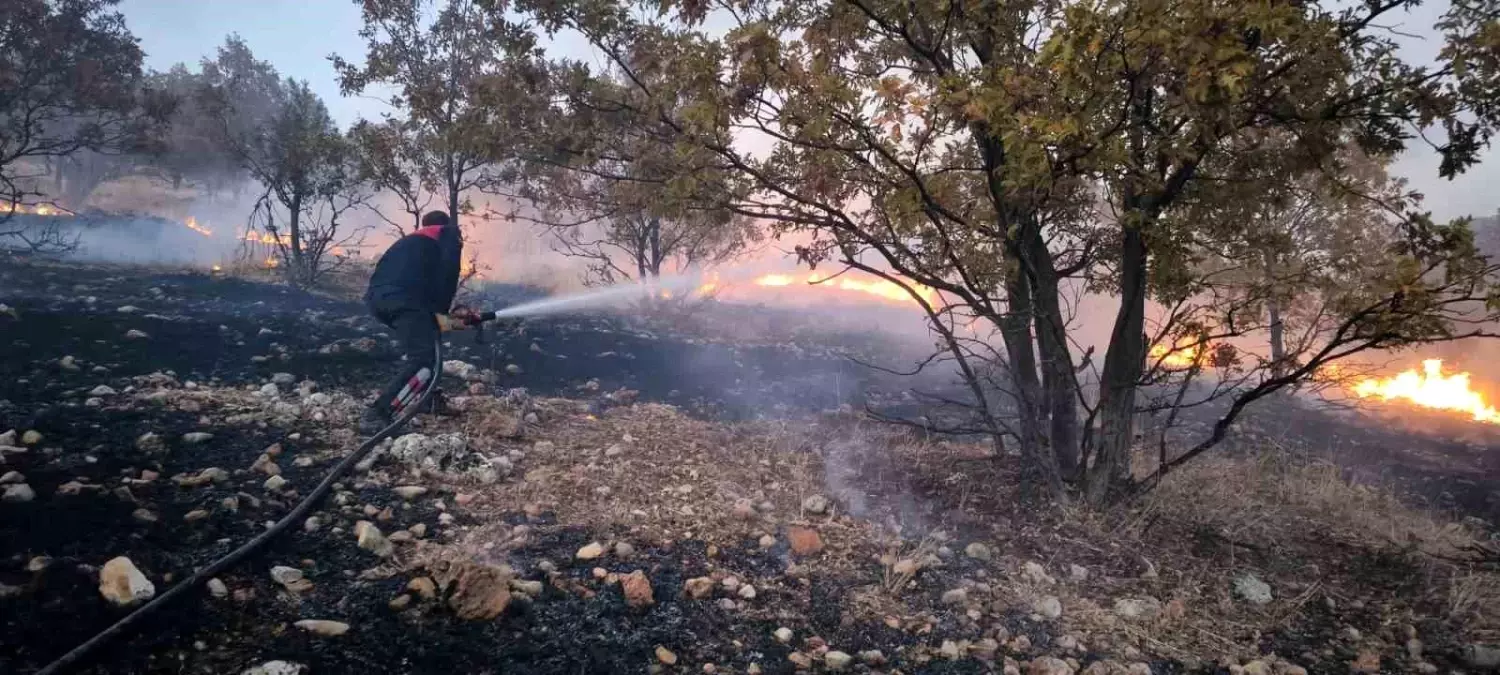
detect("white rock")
(1035, 595), (1063, 619)
(1069, 564), (1090, 582)
(257, 383), (280, 398)
(737, 584), (757, 600)
(117, 305), (141, 313)
(576, 542), (606, 560)
(393, 485), (428, 500)
(824, 651), (853, 671)
(1021, 561), (1056, 585)
(355, 521), (393, 558)
(965, 542), (993, 560)
(774, 627), (794, 643)
(181, 432), (214, 444)
(294, 619), (350, 636)
(2, 484), (35, 503)
(0, 471), (23, 484)
(99, 557), (155, 606)
(207, 578), (228, 598)
(941, 587), (968, 604)
(124, 329), (149, 339)
(271, 373), (296, 386)
(90, 385), (118, 396)
(264, 475), (287, 491)
(1113, 596), (1163, 620)
(1233, 573), (1273, 605)
(240, 661), (307, 675)
(801, 494), (830, 514)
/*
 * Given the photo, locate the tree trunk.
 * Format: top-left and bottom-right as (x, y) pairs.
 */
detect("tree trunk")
(999, 261), (1065, 501)
(1023, 223), (1080, 479)
(647, 217), (662, 279)
(1265, 251), (1285, 375)
(289, 193), (305, 286)
(1088, 221), (1148, 505)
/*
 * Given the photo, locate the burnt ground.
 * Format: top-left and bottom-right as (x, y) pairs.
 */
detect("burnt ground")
(1, 256), (1498, 675)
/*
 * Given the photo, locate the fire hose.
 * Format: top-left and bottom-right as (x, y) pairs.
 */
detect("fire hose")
(35, 310), (498, 675)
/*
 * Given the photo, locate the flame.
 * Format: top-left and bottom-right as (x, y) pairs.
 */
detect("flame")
(244, 230), (292, 246)
(183, 216), (213, 237)
(750, 272), (936, 305)
(1, 202), (73, 217)
(211, 264), (223, 273)
(1352, 359), (1500, 423)
(1149, 340), (1204, 370)
(262, 256), (280, 269)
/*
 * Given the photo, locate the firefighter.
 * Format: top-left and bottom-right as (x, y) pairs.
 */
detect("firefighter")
(359, 210), (470, 434)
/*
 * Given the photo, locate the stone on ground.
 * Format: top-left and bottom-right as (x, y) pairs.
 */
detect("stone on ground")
(355, 521), (393, 558)
(622, 570), (654, 607)
(965, 542), (993, 560)
(801, 494), (830, 514)
(1233, 573), (1273, 605)
(1035, 595), (1063, 619)
(787, 526), (824, 556)
(293, 619), (350, 636)
(240, 661), (306, 675)
(99, 557), (155, 606)
(1, 484), (33, 503)
(575, 541), (606, 560)
(824, 651), (853, 671)
(655, 646), (678, 665)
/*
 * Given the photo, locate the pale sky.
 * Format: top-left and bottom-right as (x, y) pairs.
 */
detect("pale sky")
(117, 0), (1499, 222)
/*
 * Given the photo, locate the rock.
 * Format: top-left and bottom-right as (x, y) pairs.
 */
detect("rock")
(787, 526), (824, 556)
(939, 640), (962, 660)
(1069, 564), (1090, 581)
(207, 578), (228, 598)
(614, 541), (636, 558)
(0, 471), (23, 484)
(684, 576), (715, 599)
(99, 557), (155, 606)
(303, 517), (322, 532)
(2, 484), (35, 503)
(942, 587), (968, 605)
(1233, 573), (1273, 605)
(355, 521), (393, 558)
(824, 651), (853, 671)
(510, 579), (543, 597)
(256, 383), (280, 398)
(965, 542), (993, 560)
(1029, 656), (1075, 675)
(722, 576), (741, 592)
(733, 499), (757, 520)
(1055, 635), (1080, 652)
(294, 619), (350, 636)
(117, 305), (141, 313)
(1113, 596), (1162, 620)
(972, 638), (1000, 661)
(264, 475), (287, 491)
(428, 558), (511, 620)
(774, 627), (794, 643)
(1035, 595), (1063, 619)
(1351, 650), (1381, 673)
(758, 534), (777, 548)
(183, 509), (210, 522)
(389, 594), (412, 611)
(90, 385), (117, 396)
(788, 652), (814, 669)
(410, 523), (427, 538)
(26, 556), (51, 572)
(132, 508), (158, 523)
(576, 542), (606, 560)
(271, 566), (313, 593)
(1021, 561), (1056, 585)
(181, 432), (214, 445)
(893, 558), (920, 576)
(656, 646), (678, 665)
(408, 577), (437, 600)
(21, 430), (41, 445)
(1406, 638), (1424, 660)
(802, 494), (830, 514)
(738, 584), (757, 600)
(393, 485), (428, 500)
(623, 570), (654, 607)
(240, 661), (306, 675)
(124, 329), (149, 340)
(1464, 644), (1500, 670)
(135, 432), (164, 452)
(858, 650), (887, 666)
(271, 372), (296, 386)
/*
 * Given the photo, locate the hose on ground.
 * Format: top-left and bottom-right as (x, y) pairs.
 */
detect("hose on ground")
(33, 341), (444, 675)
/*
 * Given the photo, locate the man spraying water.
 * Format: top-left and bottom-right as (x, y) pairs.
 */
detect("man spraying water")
(360, 210), (476, 434)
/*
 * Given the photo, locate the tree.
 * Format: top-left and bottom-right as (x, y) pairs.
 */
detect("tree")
(499, 0), (1500, 504)
(332, 0), (542, 229)
(0, 0), (167, 250)
(504, 73), (759, 286)
(202, 40), (369, 286)
(144, 63), (244, 194)
(349, 117), (432, 235)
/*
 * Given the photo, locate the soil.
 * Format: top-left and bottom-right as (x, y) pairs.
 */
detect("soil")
(1, 256), (1496, 675)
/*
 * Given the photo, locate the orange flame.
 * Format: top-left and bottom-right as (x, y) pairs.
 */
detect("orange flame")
(183, 216), (213, 237)
(750, 272), (936, 305)
(244, 230), (292, 246)
(1149, 341), (1203, 370)
(1, 203), (73, 217)
(1352, 359), (1500, 423)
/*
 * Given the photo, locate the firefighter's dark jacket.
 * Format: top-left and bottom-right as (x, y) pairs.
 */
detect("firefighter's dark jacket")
(364, 224), (463, 316)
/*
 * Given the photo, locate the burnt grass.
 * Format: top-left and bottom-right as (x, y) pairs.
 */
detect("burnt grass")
(1, 256), (1496, 675)
(0, 256), (944, 675)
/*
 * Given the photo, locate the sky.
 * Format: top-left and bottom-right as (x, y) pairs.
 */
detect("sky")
(116, 0), (1499, 222)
